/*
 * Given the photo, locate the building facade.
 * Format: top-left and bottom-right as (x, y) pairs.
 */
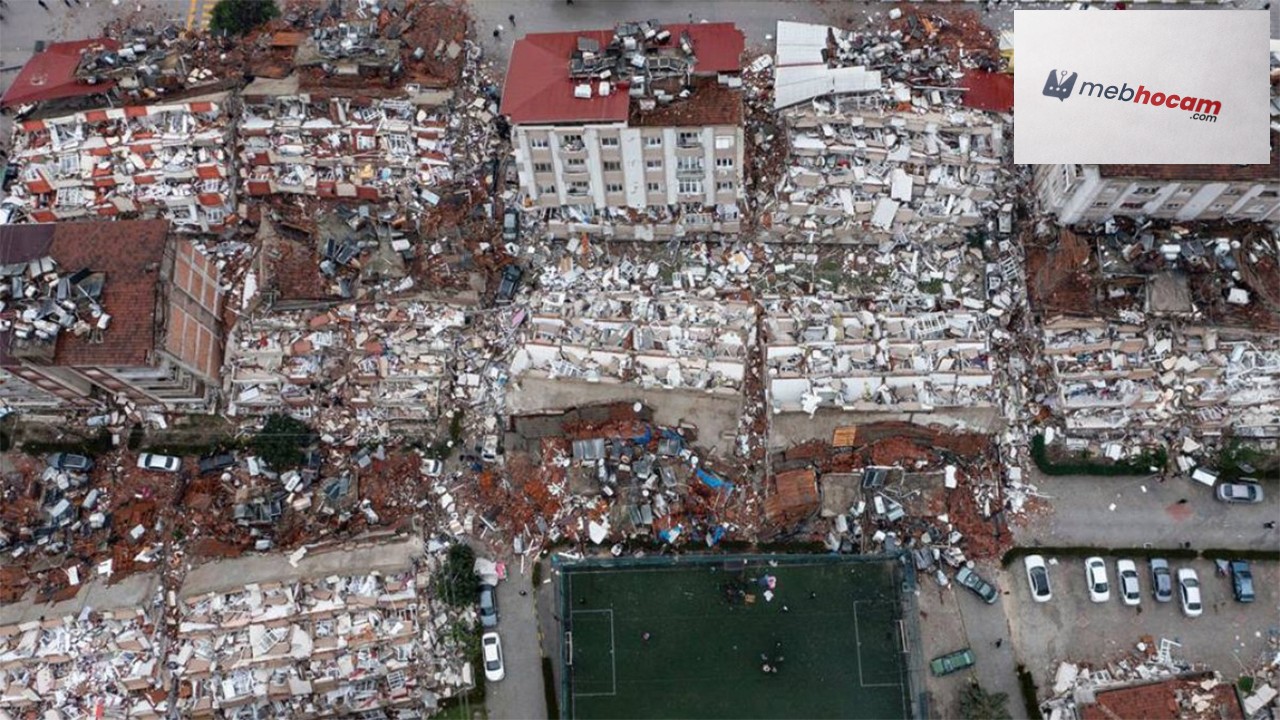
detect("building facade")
(0, 221), (225, 410)
(502, 22), (746, 239)
(1033, 148), (1280, 225)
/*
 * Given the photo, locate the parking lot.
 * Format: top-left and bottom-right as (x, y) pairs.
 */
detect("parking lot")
(1002, 556), (1278, 695)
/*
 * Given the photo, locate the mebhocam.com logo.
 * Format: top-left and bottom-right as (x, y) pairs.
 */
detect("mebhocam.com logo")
(1042, 69), (1223, 123)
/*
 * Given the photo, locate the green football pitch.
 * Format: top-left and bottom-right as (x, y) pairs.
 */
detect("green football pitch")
(560, 556), (914, 719)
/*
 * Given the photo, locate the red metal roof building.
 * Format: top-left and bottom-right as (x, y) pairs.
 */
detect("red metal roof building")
(0, 39), (119, 109)
(500, 23), (744, 125)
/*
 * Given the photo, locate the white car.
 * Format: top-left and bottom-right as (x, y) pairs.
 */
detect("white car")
(136, 453), (182, 473)
(1024, 554), (1052, 602)
(422, 458), (443, 477)
(1085, 557), (1110, 603)
(1178, 568), (1203, 617)
(1116, 559), (1141, 606)
(481, 632), (504, 682)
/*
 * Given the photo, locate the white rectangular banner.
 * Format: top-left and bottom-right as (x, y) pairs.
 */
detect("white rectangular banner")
(1014, 10), (1270, 165)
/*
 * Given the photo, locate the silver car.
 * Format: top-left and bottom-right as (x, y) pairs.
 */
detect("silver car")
(136, 453), (182, 473)
(1149, 558), (1173, 602)
(1215, 482), (1263, 504)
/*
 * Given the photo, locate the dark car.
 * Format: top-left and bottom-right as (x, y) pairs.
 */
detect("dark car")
(1230, 560), (1255, 603)
(1149, 558), (1173, 602)
(955, 566), (999, 604)
(502, 207), (520, 243)
(930, 648), (976, 677)
(198, 452), (237, 475)
(479, 584), (499, 628)
(495, 264), (523, 305)
(46, 453), (94, 472)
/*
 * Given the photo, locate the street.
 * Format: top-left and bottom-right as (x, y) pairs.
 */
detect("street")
(486, 562), (549, 720)
(1016, 468), (1279, 551)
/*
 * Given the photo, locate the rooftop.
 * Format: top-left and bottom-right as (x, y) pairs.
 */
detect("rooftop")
(501, 22), (744, 125)
(0, 39), (119, 109)
(1080, 678), (1243, 720)
(1097, 131), (1280, 182)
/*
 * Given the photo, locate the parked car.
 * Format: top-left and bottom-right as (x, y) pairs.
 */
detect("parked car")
(1230, 560), (1255, 603)
(955, 566), (998, 604)
(481, 632), (505, 682)
(502, 207), (520, 243)
(136, 453), (182, 473)
(1177, 568), (1203, 617)
(1116, 559), (1140, 606)
(198, 452), (236, 475)
(1024, 555), (1052, 602)
(930, 648), (976, 677)
(1149, 558), (1173, 602)
(422, 458), (443, 477)
(46, 453), (93, 472)
(479, 584), (499, 628)
(495, 264), (523, 305)
(1085, 557), (1110, 603)
(1215, 481), (1264, 504)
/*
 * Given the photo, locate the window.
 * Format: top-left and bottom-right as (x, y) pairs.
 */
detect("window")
(539, 185), (557, 195)
(717, 181), (735, 192)
(676, 156), (704, 172)
(568, 181), (589, 195)
(1092, 201), (1110, 208)
(560, 134), (583, 150)
(565, 157), (586, 168)
(385, 134), (412, 155)
(1209, 203), (1228, 210)
(1177, 186), (1194, 195)
(529, 137), (549, 149)
(356, 135), (376, 151)
(605, 183), (623, 193)
(1164, 203), (1182, 210)
(647, 182), (661, 193)
(645, 135), (662, 147)
(678, 179), (702, 195)
(1120, 202), (1145, 210)
(58, 155), (78, 174)
(678, 131), (700, 147)
(534, 162), (552, 173)
(1222, 187), (1243, 196)
(603, 161), (621, 172)
(715, 157), (734, 169)
(600, 137), (619, 147)
(1131, 186), (1159, 195)
(204, 206), (227, 223)
(645, 159), (662, 170)
(715, 135), (735, 149)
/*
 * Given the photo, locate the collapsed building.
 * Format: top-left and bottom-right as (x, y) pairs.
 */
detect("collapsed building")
(0, 221), (225, 411)
(1028, 224), (1280, 439)
(4, 96), (237, 233)
(502, 22), (747, 239)
(766, 19), (1011, 244)
(1032, 142), (1280, 225)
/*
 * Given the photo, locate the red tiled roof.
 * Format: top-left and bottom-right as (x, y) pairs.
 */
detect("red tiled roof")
(959, 70), (1013, 112)
(1097, 131), (1280, 182)
(50, 220), (169, 368)
(501, 23), (744, 124)
(0, 39), (119, 109)
(1080, 678), (1244, 720)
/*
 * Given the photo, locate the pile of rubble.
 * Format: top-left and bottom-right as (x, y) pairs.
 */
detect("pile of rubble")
(0, 254), (110, 355)
(0, 605), (164, 717)
(5, 96), (235, 232)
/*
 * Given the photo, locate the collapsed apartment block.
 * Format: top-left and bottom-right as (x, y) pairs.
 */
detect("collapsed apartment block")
(763, 297), (995, 416)
(4, 96), (236, 232)
(0, 606), (164, 718)
(1029, 225), (1280, 438)
(766, 20), (1010, 243)
(0, 39), (123, 113)
(174, 554), (472, 718)
(1032, 140), (1280, 225)
(223, 301), (466, 439)
(238, 77), (454, 203)
(510, 292), (752, 396)
(0, 221), (224, 411)
(502, 22), (747, 239)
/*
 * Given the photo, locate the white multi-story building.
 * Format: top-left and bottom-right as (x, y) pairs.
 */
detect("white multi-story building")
(501, 21), (746, 239)
(1033, 143), (1280, 225)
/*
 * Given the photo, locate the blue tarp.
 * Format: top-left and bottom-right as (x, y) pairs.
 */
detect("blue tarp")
(697, 469), (734, 492)
(630, 425), (652, 446)
(706, 525), (727, 547)
(658, 524), (683, 543)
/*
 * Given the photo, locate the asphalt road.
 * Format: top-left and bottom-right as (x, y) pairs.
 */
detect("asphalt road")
(486, 563), (549, 720)
(1016, 468), (1279, 551)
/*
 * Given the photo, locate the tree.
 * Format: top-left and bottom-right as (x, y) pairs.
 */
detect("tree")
(251, 413), (312, 470)
(208, 0), (280, 36)
(434, 543), (479, 608)
(959, 681), (1011, 720)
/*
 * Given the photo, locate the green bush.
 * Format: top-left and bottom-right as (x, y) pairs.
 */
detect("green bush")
(1200, 548), (1280, 562)
(21, 429), (114, 457)
(1031, 434), (1166, 477)
(250, 413), (312, 470)
(434, 544), (480, 608)
(542, 656), (560, 719)
(1017, 665), (1043, 720)
(959, 681), (1011, 720)
(209, 0), (279, 36)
